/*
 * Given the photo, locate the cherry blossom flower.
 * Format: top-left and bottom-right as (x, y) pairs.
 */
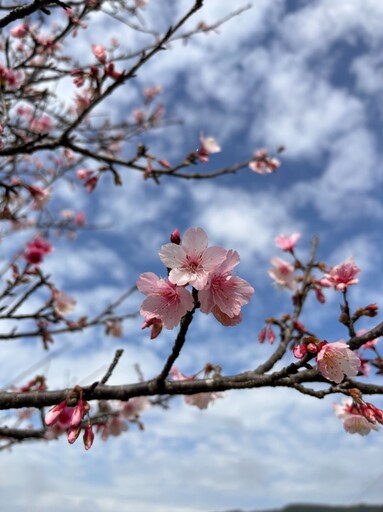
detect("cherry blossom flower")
(268, 257), (297, 290)
(10, 23), (29, 38)
(316, 341), (361, 384)
(144, 85), (162, 101)
(323, 258), (360, 292)
(197, 133), (221, 163)
(24, 236), (53, 265)
(102, 416), (128, 438)
(92, 44), (107, 63)
(120, 397), (151, 419)
(3, 68), (24, 90)
(249, 149), (280, 174)
(275, 232), (300, 252)
(159, 227), (226, 290)
(76, 168), (93, 180)
(28, 185), (50, 210)
(52, 289), (76, 316)
(333, 398), (380, 435)
(137, 272), (194, 329)
(170, 368), (224, 409)
(198, 250), (254, 322)
(30, 115), (53, 134)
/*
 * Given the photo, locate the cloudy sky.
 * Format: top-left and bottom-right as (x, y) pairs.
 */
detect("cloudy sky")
(1, 0), (383, 511)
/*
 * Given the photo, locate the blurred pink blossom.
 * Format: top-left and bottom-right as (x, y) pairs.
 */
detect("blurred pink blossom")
(275, 233), (300, 252)
(323, 258), (360, 292)
(268, 257), (297, 290)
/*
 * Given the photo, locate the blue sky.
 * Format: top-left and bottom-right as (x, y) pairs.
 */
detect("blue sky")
(1, 1), (383, 511)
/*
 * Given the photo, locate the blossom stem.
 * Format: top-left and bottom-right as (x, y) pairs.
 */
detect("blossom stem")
(156, 302), (197, 387)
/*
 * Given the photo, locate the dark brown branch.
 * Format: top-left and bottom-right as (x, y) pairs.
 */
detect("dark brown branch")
(2, 367), (383, 412)
(156, 303), (197, 386)
(0, 0), (69, 29)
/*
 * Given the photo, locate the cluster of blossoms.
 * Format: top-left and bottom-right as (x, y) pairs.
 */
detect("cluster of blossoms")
(137, 227), (254, 335)
(248, 149), (280, 174)
(170, 366), (224, 409)
(334, 389), (383, 436)
(45, 391), (151, 448)
(293, 338), (361, 384)
(45, 388), (94, 449)
(24, 236), (53, 265)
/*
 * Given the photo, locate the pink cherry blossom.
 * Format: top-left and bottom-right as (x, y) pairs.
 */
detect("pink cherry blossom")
(198, 133), (221, 163)
(323, 258), (360, 292)
(316, 341), (361, 384)
(137, 272), (194, 329)
(249, 149), (280, 174)
(10, 23), (29, 38)
(120, 397), (151, 419)
(198, 249), (254, 321)
(30, 115), (53, 134)
(52, 289), (76, 316)
(24, 236), (53, 265)
(92, 44), (107, 63)
(268, 257), (297, 290)
(275, 232), (301, 252)
(28, 185), (50, 210)
(333, 398), (380, 435)
(170, 368), (224, 409)
(159, 227), (226, 290)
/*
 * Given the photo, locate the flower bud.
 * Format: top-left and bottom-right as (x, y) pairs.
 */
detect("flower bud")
(83, 423), (95, 450)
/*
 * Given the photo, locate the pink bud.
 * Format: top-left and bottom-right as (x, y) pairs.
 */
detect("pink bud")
(267, 327), (276, 344)
(45, 400), (67, 426)
(258, 326), (267, 343)
(67, 425), (82, 444)
(170, 228), (181, 244)
(71, 398), (86, 428)
(83, 423), (95, 450)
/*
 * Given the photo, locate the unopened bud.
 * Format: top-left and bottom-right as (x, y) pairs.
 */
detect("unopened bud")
(83, 423), (95, 450)
(170, 229), (181, 245)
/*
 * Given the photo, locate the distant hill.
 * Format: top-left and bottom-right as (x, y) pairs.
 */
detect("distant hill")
(216, 504), (383, 512)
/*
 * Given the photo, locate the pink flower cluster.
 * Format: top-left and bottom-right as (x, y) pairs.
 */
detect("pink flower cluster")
(323, 258), (361, 292)
(248, 149), (280, 174)
(45, 394), (94, 449)
(137, 227), (254, 335)
(170, 368), (224, 409)
(294, 339), (361, 384)
(334, 395), (383, 436)
(24, 236), (53, 265)
(197, 134), (221, 163)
